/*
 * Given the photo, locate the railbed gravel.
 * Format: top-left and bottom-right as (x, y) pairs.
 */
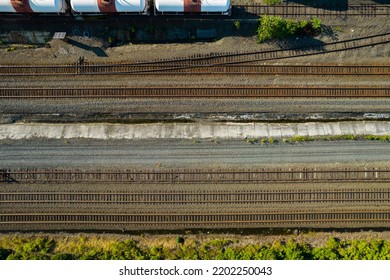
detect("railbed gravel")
(1, 16), (389, 65)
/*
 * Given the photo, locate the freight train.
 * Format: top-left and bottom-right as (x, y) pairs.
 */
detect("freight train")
(0, 0), (231, 15)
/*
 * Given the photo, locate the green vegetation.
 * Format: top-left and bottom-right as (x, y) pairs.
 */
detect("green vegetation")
(257, 15), (323, 43)
(1, 237), (390, 260)
(246, 137), (258, 144)
(334, 26), (342, 32)
(108, 37), (115, 45)
(287, 134), (356, 143)
(246, 134), (390, 144)
(365, 135), (390, 141)
(234, 20), (241, 31)
(263, 0), (282, 5)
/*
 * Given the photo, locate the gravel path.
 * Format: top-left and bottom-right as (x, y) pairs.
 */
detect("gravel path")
(1, 139), (390, 169)
(2, 75), (389, 87)
(2, 98), (390, 124)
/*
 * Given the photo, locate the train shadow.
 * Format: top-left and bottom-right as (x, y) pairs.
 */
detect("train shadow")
(231, 6), (264, 18)
(372, 0), (390, 3)
(274, 36), (325, 52)
(286, 0), (348, 11)
(67, 38), (108, 57)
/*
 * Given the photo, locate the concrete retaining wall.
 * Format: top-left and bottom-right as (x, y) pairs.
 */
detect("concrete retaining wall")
(1, 121), (390, 140)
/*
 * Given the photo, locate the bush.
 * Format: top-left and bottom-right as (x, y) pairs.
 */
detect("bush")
(51, 253), (77, 260)
(0, 247), (13, 260)
(310, 17), (323, 34)
(263, 0), (281, 5)
(21, 237), (55, 254)
(343, 134), (356, 140)
(234, 20), (241, 30)
(108, 240), (148, 260)
(246, 138), (258, 144)
(366, 135), (390, 141)
(3, 236), (390, 260)
(257, 15), (323, 43)
(313, 237), (342, 260)
(176, 236), (185, 244)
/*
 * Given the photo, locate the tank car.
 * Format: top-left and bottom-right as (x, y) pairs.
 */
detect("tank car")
(0, 0), (66, 13)
(70, 0), (148, 14)
(154, 0), (231, 15)
(1, 0), (230, 14)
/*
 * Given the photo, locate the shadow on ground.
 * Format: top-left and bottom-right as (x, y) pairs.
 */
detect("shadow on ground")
(274, 37), (325, 52)
(286, 0), (348, 11)
(372, 0), (390, 3)
(67, 38), (108, 57)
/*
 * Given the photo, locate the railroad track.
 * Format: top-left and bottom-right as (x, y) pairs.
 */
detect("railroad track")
(2, 168), (390, 183)
(1, 64), (389, 76)
(132, 32), (390, 67)
(1, 33), (390, 76)
(234, 4), (390, 17)
(1, 209), (390, 230)
(1, 85), (388, 99)
(1, 189), (390, 204)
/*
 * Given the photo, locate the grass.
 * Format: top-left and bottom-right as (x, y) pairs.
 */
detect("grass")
(365, 135), (390, 141)
(234, 20), (241, 31)
(2, 235), (390, 260)
(263, 0), (282, 5)
(246, 134), (390, 144)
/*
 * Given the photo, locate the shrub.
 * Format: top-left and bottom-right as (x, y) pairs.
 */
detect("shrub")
(246, 138), (258, 144)
(21, 237), (55, 254)
(365, 134), (390, 141)
(263, 0), (281, 5)
(0, 247), (13, 260)
(290, 135), (307, 142)
(4, 236), (390, 260)
(108, 240), (148, 260)
(343, 134), (356, 140)
(257, 15), (286, 43)
(313, 237), (342, 260)
(176, 236), (185, 244)
(234, 20), (241, 30)
(299, 20), (308, 29)
(257, 16), (323, 43)
(310, 17), (323, 34)
(51, 253), (77, 260)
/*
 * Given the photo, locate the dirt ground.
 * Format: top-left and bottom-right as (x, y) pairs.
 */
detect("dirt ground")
(1, 16), (389, 65)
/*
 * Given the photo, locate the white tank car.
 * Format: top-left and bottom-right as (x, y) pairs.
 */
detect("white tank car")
(0, 0), (66, 13)
(155, 0), (230, 14)
(70, 0), (147, 13)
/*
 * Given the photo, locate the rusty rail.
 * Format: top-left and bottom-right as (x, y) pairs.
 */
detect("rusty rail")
(2, 168), (389, 183)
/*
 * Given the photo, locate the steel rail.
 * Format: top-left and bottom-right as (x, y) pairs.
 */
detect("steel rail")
(2, 168), (390, 183)
(0, 85), (388, 99)
(234, 4), (390, 17)
(1, 210), (390, 229)
(1, 64), (389, 77)
(1, 189), (390, 204)
(1, 33), (390, 76)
